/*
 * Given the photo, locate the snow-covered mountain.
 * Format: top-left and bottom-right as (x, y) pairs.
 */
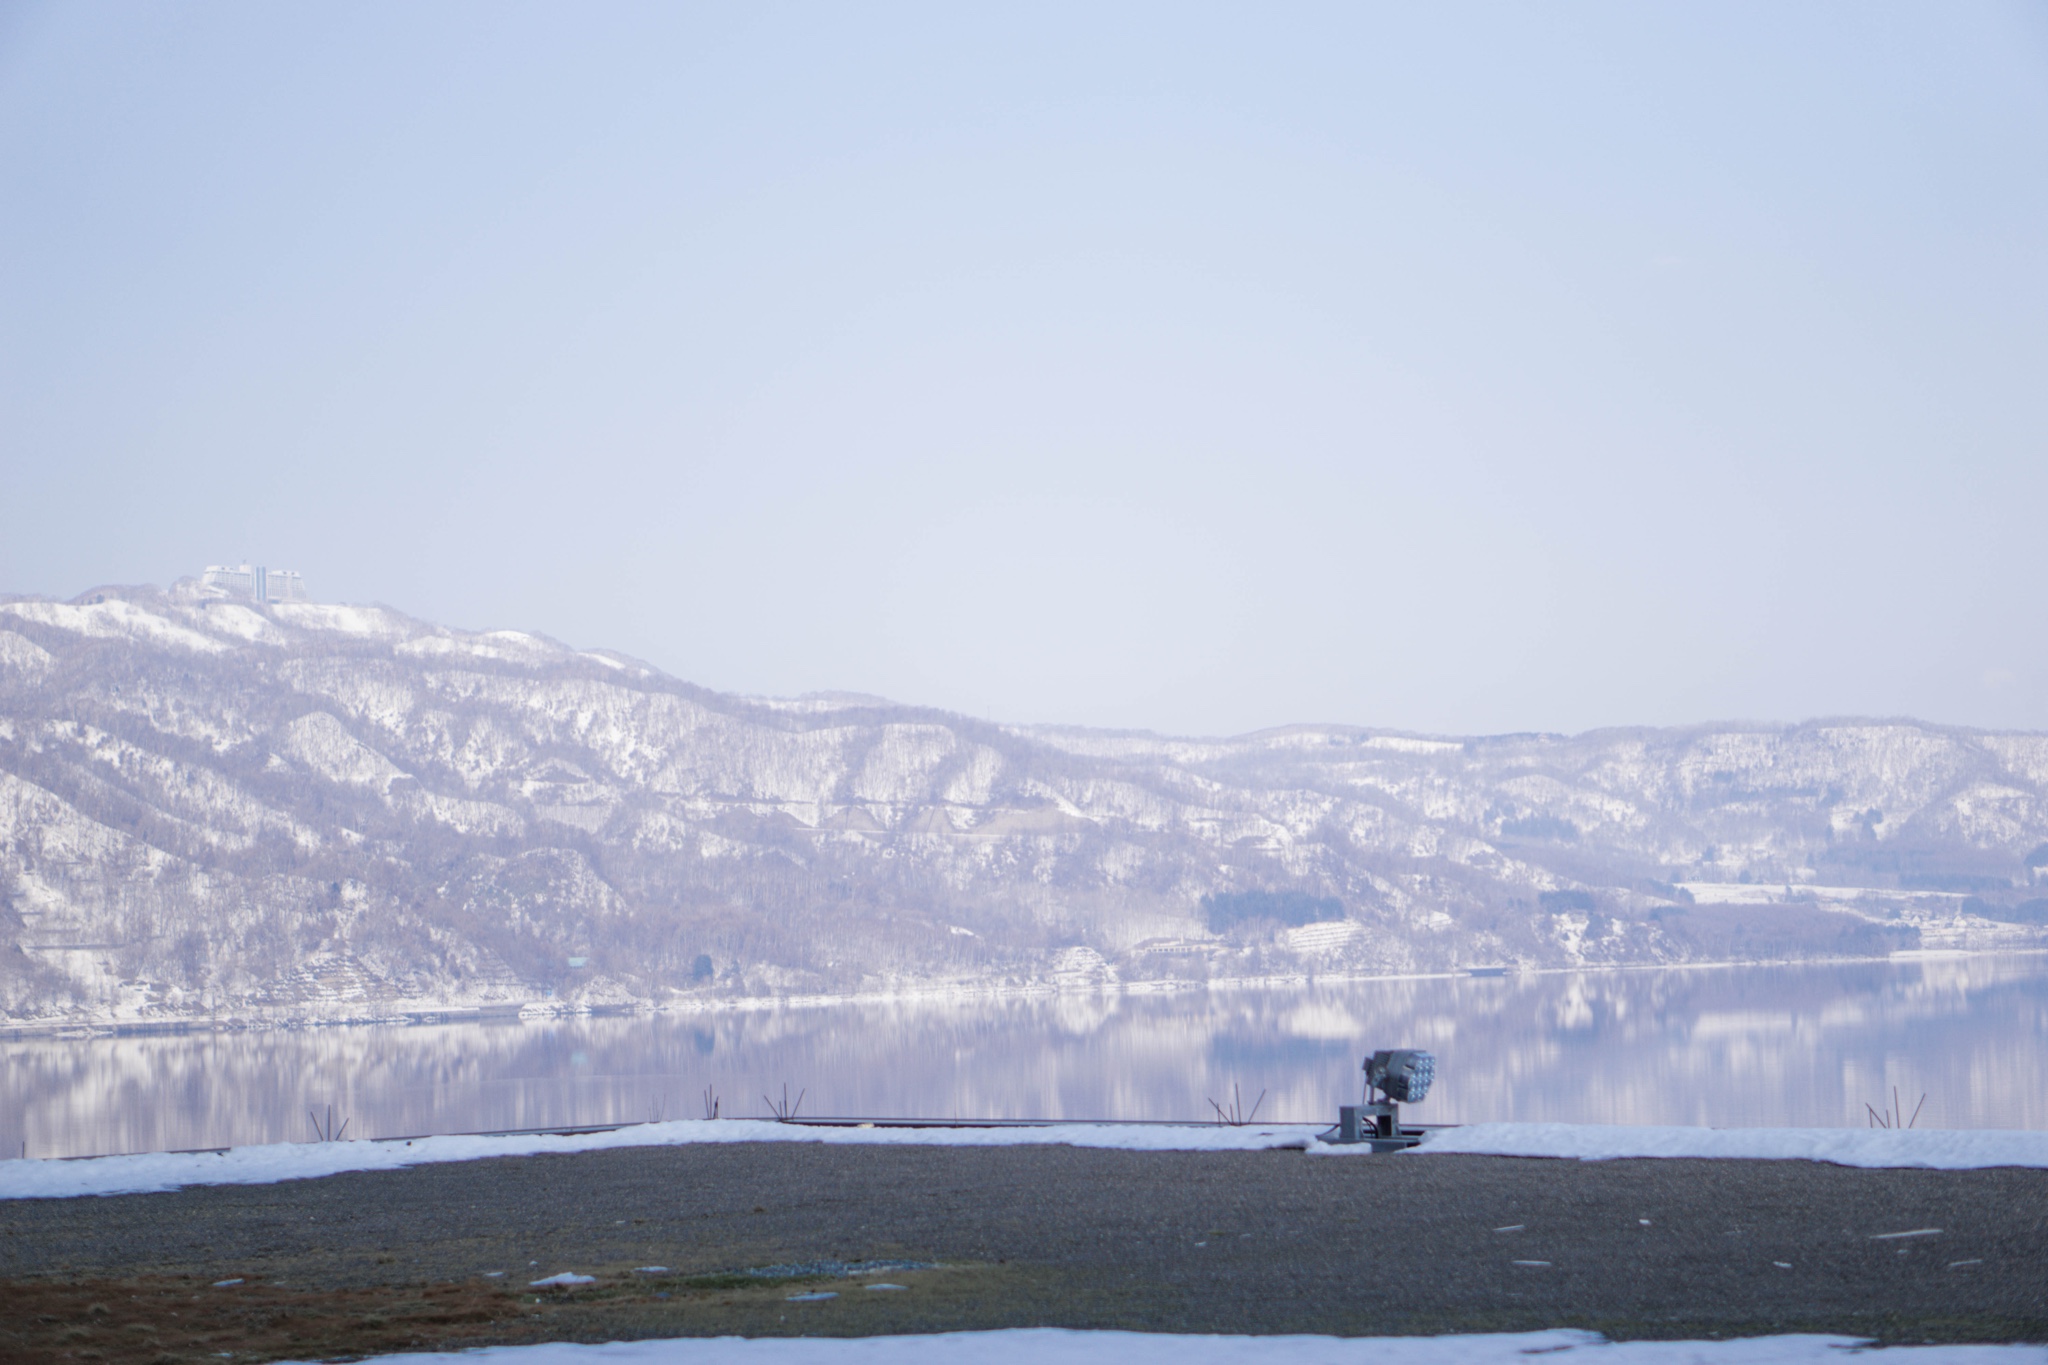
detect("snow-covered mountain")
(3, 583), (2046, 1027)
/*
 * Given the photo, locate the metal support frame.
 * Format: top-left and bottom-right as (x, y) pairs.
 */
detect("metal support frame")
(1332, 1099), (1422, 1150)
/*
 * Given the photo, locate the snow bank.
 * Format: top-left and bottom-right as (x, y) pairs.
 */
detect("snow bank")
(14, 1117), (2048, 1202)
(1413, 1122), (2048, 1169)
(286, 1329), (2048, 1365)
(0, 1121), (1320, 1201)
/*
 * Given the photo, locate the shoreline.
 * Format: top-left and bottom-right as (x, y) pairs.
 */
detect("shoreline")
(12, 1118), (2048, 1199)
(5, 947), (2041, 1042)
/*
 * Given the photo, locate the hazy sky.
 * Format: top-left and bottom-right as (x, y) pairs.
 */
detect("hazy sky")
(3, 4), (2046, 738)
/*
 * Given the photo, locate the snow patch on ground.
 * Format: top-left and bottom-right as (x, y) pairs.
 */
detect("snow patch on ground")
(285, 1329), (2048, 1365)
(1360, 734), (1464, 754)
(1415, 1122), (2048, 1169)
(194, 603), (283, 643)
(399, 633), (568, 665)
(272, 602), (414, 638)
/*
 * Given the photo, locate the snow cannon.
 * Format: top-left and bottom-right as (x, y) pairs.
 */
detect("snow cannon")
(1325, 1048), (1436, 1150)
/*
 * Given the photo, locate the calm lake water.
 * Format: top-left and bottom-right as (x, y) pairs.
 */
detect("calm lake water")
(5, 954), (2046, 1159)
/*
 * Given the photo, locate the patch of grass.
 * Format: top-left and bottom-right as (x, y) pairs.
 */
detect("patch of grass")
(0, 1262), (1100, 1362)
(0, 1274), (525, 1365)
(678, 1272), (816, 1291)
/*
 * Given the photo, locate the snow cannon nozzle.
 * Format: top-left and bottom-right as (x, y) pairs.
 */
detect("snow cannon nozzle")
(1364, 1048), (1435, 1105)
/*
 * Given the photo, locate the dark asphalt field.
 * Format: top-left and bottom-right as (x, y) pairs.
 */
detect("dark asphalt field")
(3, 1142), (2045, 1362)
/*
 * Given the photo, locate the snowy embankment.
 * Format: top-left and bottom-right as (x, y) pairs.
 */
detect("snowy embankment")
(0, 1120), (1321, 1200)
(1414, 1122), (2048, 1169)
(291, 1328), (2048, 1365)
(9, 1119), (2048, 1201)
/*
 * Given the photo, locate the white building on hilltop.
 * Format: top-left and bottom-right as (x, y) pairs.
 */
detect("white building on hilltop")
(200, 563), (308, 604)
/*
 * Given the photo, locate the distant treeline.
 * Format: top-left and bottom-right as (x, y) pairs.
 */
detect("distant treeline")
(1201, 890), (1345, 932)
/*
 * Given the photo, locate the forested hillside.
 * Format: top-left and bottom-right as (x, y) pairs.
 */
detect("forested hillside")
(3, 583), (2044, 1026)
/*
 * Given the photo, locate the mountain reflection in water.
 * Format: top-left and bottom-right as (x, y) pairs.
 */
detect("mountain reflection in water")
(5, 955), (2045, 1159)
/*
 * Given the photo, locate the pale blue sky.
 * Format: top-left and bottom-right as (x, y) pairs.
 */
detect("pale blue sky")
(3, 3), (2046, 737)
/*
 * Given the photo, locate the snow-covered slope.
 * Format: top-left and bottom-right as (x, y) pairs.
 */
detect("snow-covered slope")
(2, 583), (2045, 1026)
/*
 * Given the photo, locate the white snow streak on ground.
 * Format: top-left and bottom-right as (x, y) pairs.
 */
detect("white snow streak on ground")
(1414, 1123), (2048, 1169)
(12, 1120), (2048, 1201)
(282, 1329), (2048, 1365)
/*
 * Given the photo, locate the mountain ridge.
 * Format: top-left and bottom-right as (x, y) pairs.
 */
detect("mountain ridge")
(3, 581), (2045, 1028)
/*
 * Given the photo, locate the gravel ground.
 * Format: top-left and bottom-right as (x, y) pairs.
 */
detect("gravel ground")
(2, 1141), (2044, 1359)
